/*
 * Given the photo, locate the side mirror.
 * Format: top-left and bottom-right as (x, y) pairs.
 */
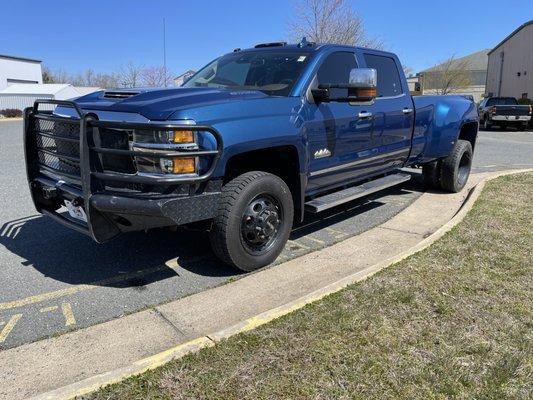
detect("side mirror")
(312, 68), (377, 104)
(348, 68), (377, 101)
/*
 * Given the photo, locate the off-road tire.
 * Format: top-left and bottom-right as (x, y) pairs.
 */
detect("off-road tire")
(209, 171), (294, 271)
(440, 139), (473, 193)
(422, 160), (442, 190)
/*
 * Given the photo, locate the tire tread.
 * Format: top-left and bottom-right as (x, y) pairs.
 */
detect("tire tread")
(440, 139), (472, 192)
(210, 171), (276, 268)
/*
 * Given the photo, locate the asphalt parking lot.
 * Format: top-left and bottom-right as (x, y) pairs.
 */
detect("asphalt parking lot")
(0, 120), (532, 349)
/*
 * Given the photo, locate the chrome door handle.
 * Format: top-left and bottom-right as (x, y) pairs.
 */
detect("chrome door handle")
(358, 111), (373, 119)
(402, 108), (413, 114)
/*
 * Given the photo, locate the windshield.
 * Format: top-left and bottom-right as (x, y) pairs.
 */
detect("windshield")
(183, 51), (311, 96)
(487, 97), (518, 106)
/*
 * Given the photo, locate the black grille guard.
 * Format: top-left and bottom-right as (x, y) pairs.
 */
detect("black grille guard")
(23, 99), (223, 241)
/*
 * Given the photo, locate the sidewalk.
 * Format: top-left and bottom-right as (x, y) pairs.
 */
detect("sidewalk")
(0, 171), (512, 400)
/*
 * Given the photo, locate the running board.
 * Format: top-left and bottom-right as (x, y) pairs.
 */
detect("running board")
(305, 172), (411, 213)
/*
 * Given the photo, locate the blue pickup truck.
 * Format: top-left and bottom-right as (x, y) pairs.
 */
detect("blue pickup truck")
(24, 39), (479, 271)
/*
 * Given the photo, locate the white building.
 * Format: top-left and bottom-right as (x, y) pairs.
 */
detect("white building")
(0, 84), (82, 110)
(0, 54), (43, 91)
(406, 76), (421, 94)
(486, 20), (533, 100)
(418, 50), (489, 103)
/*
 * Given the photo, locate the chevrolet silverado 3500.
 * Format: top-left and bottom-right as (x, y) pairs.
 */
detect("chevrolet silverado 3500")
(24, 39), (479, 271)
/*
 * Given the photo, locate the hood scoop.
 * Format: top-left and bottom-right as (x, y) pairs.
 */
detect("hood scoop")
(103, 90), (140, 99)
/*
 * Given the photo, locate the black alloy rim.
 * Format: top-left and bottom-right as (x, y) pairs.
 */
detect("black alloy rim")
(240, 194), (283, 254)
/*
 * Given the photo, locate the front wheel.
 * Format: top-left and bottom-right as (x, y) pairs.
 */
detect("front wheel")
(440, 139), (473, 193)
(209, 171), (294, 271)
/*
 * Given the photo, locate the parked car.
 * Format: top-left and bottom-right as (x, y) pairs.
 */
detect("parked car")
(478, 97), (532, 130)
(23, 39), (479, 271)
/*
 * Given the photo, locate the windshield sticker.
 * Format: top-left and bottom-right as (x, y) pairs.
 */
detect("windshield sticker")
(297, 56), (307, 62)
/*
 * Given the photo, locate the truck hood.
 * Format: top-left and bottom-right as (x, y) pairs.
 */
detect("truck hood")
(74, 88), (271, 120)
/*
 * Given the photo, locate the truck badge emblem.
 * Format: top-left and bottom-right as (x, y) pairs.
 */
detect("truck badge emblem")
(314, 148), (331, 159)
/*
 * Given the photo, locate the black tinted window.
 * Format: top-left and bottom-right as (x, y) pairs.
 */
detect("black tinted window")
(364, 54), (402, 97)
(316, 52), (357, 98)
(486, 97), (518, 106)
(184, 51), (310, 96)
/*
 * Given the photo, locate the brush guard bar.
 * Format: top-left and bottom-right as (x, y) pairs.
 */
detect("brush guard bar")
(24, 100), (223, 242)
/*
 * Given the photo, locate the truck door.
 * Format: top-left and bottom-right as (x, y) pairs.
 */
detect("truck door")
(362, 53), (414, 169)
(305, 51), (377, 193)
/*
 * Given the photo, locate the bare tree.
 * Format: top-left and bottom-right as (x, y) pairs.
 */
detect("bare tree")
(403, 65), (414, 77)
(421, 55), (472, 95)
(288, 0), (383, 48)
(119, 61), (144, 88)
(42, 65), (56, 83)
(141, 66), (174, 87)
(70, 70), (120, 88)
(44, 68), (72, 84)
(92, 72), (120, 89)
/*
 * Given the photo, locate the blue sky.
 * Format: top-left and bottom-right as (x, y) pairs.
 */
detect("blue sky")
(1, 0), (531, 77)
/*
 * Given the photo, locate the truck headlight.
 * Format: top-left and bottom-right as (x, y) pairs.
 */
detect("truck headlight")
(132, 129), (200, 175)
(134, 129), (195, 145)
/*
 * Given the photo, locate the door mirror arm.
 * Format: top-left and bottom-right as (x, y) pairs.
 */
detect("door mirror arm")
(311, 88), (330, 103)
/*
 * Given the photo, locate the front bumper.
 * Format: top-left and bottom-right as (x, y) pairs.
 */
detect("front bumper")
(24, 100), (223, 242)
(490, 115), (531, 122)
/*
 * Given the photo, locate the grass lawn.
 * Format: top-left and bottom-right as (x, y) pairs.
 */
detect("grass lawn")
(87, 173), (532, 400)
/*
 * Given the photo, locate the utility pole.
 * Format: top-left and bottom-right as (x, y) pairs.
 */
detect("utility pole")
(163, 17), (167, 88)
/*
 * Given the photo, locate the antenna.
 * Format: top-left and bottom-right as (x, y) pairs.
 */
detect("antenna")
(163, 18), (167, 88)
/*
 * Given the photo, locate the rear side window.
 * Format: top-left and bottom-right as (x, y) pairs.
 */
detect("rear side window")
(364, 54), (402, 97)
(486, 97), (518, 106)
(316, 52), (357, 98)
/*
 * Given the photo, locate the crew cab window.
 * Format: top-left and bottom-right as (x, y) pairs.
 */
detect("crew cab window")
(184, 51), (311, 96)
(486, 97), (518, 106)
(316, 52), (357, 98)
(364, 54), (402, 97)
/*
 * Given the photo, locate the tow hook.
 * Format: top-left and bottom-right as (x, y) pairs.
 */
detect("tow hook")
(41, 185), (57, 200)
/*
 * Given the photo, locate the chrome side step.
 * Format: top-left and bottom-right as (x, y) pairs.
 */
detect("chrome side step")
(305, 172), (411, 213)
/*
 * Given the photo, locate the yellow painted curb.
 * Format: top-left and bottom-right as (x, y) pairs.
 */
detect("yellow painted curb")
(0, 117), (23, 122)
(30, 169), (532, 400)
(29, 337), (215, 400)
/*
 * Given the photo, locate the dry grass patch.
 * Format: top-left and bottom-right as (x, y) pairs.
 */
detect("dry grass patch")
(87, 173), (533, 400)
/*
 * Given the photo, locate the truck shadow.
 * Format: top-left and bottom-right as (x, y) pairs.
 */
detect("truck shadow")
(0, 173), (426, 288)
(0, 216), (238, 288)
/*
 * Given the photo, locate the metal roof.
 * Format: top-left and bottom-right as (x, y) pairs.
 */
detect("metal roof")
(0, 54), (41, 63)
(488, 20), (533, 55)
(73, 86), (102, 96)
(420, 49), (489, 73)
(0, 84), (71, 95)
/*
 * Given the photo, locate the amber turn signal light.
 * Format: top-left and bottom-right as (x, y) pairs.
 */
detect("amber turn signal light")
(354, 87), (377, 99)
(172, 130), (194, 143)
(171, 157), (196, 174)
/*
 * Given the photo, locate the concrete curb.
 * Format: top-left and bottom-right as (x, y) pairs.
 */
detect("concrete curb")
(29, 169), (532, 400)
